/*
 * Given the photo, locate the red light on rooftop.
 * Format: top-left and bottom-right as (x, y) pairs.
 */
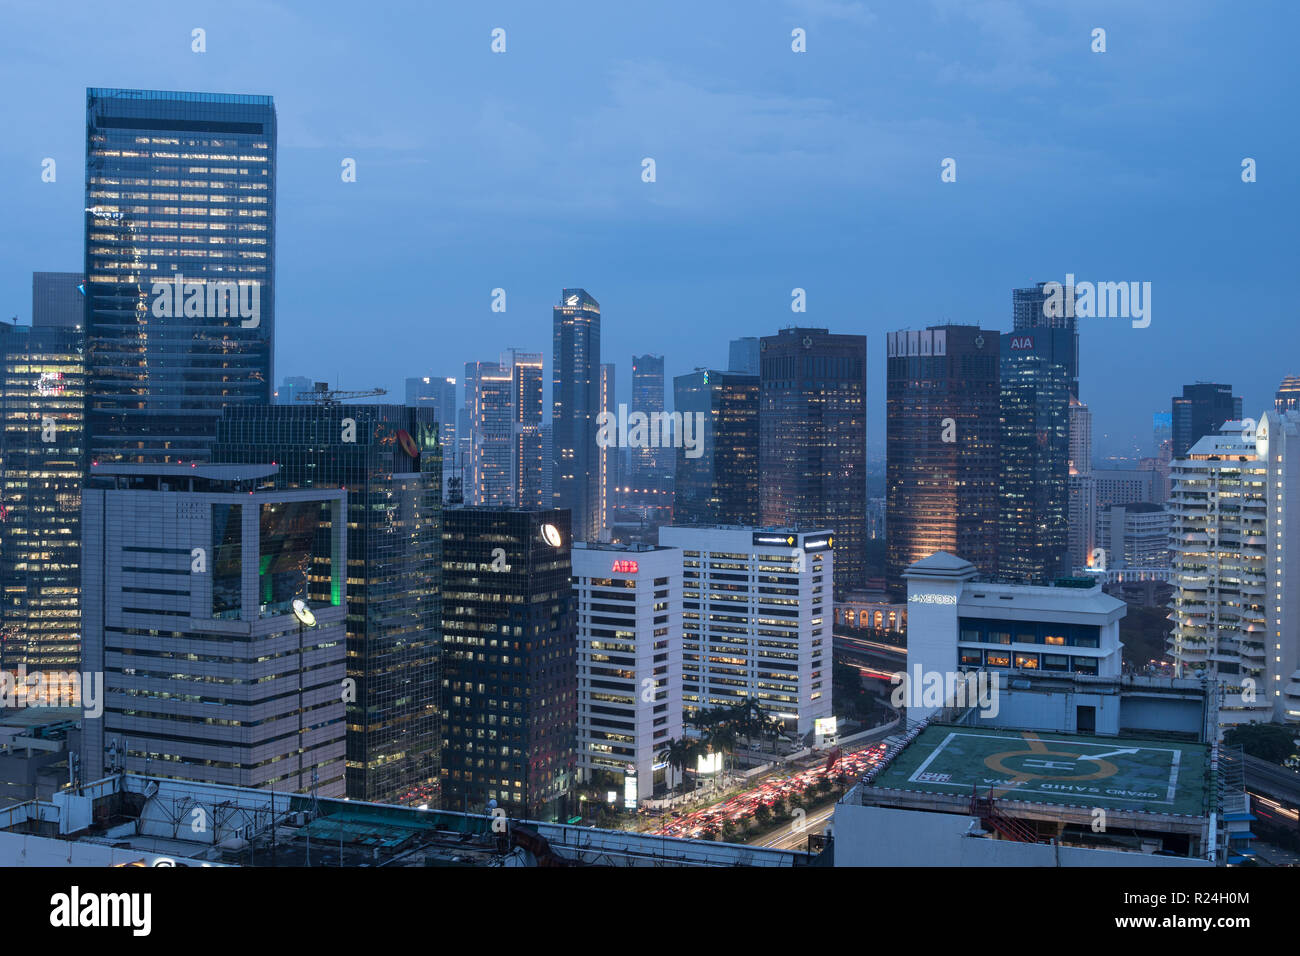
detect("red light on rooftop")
(612, 560), (639, 574)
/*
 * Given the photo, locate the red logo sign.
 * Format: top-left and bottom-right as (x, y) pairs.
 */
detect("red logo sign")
(612, 560), (639, 574)
(396, 429), (419, 458)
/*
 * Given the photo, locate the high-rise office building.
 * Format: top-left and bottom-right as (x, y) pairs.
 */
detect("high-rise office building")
(405, 375), (458, 489)
(598, 362), (616, 538)
(80, 464), (347, 794)
(630, 354), (668, 486)
(998, 328), (1072, 583)
(572, 542), (683, 802)
(728, 337), (760, 376)
(759, 327), (867, 595)
(508, 352), (544, 508)
(1168, 423), (1272, 729)
(1276, 376), (1300, 415)
(552, 290), (601, 541)
(0, 306), (86, 672)
(32, 272), (83, 328)
(276, 376), (312, 405)
(1012, 282), (1079, 397)
(1153, 411), (1173, 458)
(84, 89), (275, 463)
(1258, 411), (1300, 725)
(441, 507), (577, 819)
(1067, 396), (1096, 573)
(212, 403), (442, 804)
(885, 326), (1000, 595)
(464, 352), (541, 508)
(658, 525), (834, 734)
(672, 368), (759, 526)
(1172, 383), (1241, 459)
(540, 423), (554, 507)
(1100, 503), (1170, 570)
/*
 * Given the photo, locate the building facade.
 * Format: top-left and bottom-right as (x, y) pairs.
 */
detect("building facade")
(759, 328), (867, 595)
(657, 525), (833, 735)
(84, 88), (275, 463)
(885, 326), (1000, 595)
(0, 312), (86, 673)
(552, 289), (601, 541)
(572, 542), (683, 803)
(998, 328), (1073, 583)
(441, 507), (578, 819)
(211, 403), (442, 805)
(80, 464), (347, 795)
(672, 368), (759, 526)
(1172, 383), (1241, 459)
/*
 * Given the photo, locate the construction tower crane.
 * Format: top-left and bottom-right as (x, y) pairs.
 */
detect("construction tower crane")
(294, 381), (387, 406)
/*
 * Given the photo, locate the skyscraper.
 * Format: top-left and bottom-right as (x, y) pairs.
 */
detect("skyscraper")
(84, 89), (276, 463)
(405, 375), (458, 489)
(552, 289), (601, 541)
(1276, 375), (1300, 415)
(1067, 396), (1097, 573)
(211, 403), (442, 804)
(728, 337), (760, 376)
(629, 353), (667, 483)
(464, 359), (513, 506)
(1012, 281), (1079, 397)
(507, 351), (544, 509)
(441, 507), (577, 819)
(80, 464), (347, 794)
(1167, 422), (1278, 730)
(885, 326), (1000, 595)
(31, 272), (83, 329)
(672, 368), (759, 526)
(276, 376), (312, 405)
(759, 327), (867, 595)
(998, 328), (1072, 583)
(1172, 383), (1241, 459)
(598, 362), (616, 537)
(0, 305), (86, 672)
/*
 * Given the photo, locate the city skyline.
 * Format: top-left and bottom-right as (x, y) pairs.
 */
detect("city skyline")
(3, 2), (1295, 462)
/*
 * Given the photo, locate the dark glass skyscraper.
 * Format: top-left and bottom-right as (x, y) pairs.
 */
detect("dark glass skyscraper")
(1172, 383), (1242, 458)
(759, 328), (867, 595)
(1013, 281), (1078, 398)
(440, 507), (577, 820)
(0, 309), (86, 672)
(673, 368), (758, 526)
(630, 353), (667, 485)
(998, 329), (1072, 583)
(552, 289), (600, 541)
(211, 403), (442, 806)
(885, 326), (1000, 596)
(84, 88), (275, 463)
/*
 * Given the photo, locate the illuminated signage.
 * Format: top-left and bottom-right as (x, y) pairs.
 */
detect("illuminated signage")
(396, 429), (419, 458)
(908, 592), (957, 605)
(1009, 336), (1035, 351)
(814, 716), (838, 737)
(540, 524), (563, 548)
(36, 372), (64, 396)
(802, 536), (833, 552)
(753, 533), (797, 547)
(611, 559), (639, 574)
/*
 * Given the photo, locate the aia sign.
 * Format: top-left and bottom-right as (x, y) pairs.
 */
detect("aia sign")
(611, 560), (639, 574)
(1009, 335), (1035, 351)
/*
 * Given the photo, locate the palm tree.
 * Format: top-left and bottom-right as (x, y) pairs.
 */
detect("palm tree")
(704, 725), (738, 786)
(656, 737), (698, 795)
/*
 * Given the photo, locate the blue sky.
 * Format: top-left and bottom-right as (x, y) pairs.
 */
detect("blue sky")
(1, 0), (1295, 459)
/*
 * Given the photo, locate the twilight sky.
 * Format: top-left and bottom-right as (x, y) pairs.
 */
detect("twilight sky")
(1, 0), (1295, 460)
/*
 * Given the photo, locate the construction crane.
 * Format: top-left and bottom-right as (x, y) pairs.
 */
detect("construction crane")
(294, 381), (387, 406)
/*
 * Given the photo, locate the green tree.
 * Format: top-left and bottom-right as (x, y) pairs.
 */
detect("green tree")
(1224, 723), (1300, 767)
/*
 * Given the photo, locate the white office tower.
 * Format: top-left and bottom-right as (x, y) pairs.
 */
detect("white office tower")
(902, 552), (1124, 726)
(1168, 417), (1300, 728)
(657, 526), (833, 736)
(1259, 412), (1300, 724)
(572, 543), (683, 802)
